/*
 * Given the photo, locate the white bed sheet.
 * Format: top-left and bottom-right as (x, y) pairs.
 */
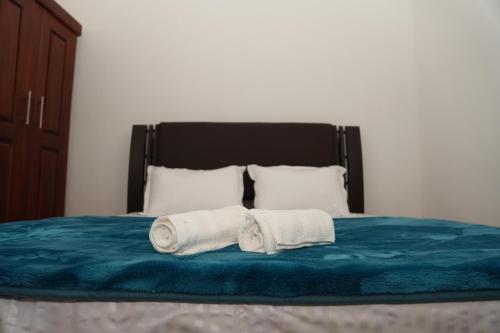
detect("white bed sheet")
(1, 299), (499, 333)
(124, 212), (372, 218)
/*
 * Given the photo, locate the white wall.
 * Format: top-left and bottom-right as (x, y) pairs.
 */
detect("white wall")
(415, 0), (500, 225)
(58, 0), (424, 217)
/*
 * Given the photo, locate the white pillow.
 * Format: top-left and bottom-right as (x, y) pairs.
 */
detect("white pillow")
(143, 165), (246, 216)
(247, 165), (349, 216)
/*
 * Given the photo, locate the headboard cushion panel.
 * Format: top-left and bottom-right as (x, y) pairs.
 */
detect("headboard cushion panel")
(155, 122), (338, 203)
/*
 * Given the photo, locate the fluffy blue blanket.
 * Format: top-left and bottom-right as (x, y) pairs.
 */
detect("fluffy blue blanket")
(0, 216), (500, 304)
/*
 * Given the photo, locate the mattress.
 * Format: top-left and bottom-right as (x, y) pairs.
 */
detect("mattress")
(1, 216), (500, 304)
(1, 299), (500, 333)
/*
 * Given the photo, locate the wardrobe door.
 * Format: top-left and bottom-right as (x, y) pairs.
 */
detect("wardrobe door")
(28, 7), (77, 219)
(0, 0), (38, 222)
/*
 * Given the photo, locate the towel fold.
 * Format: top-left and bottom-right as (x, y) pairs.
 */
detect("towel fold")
(238, 209), (335, 254)
(149, 205), (247, 255)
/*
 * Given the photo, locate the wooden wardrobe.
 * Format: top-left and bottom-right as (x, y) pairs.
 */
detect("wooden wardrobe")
(0, 0), (81, 222)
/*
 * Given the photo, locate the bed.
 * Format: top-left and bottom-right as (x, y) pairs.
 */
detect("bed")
(1, 122), (499, 333)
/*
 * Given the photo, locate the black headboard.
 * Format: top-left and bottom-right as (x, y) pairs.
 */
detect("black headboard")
(127, 122), (364, 213)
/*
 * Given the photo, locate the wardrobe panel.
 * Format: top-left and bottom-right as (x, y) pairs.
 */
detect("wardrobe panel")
(27, 7), (78, 219)
(33, 8), (76, 138)
(41, 31), (67, 134)
(0, 0), (22, 122)
(0, 0), (38, 222)
(0, 141), (13, 220)
(36, 148), (58, 219)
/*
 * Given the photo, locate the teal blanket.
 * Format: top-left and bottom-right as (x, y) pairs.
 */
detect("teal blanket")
(1, 216), (500, 304)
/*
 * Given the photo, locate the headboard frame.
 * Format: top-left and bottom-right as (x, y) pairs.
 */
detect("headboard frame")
(127, 122), (364, 213)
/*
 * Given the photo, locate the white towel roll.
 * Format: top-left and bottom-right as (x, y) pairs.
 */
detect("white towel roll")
(238, 209), (335, 254)
(149, 206), (247, 255)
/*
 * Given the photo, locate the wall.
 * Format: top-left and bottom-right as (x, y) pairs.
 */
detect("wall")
(58, 0), (424, 217)
(415, 0), (500, 225)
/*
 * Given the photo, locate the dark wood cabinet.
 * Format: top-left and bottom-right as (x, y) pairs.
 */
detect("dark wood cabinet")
(0, 0), (81, 222)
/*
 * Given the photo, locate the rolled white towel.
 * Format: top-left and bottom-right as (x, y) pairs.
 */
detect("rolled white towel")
(149, 206), (247, 255)
(238, 209), (335, 254)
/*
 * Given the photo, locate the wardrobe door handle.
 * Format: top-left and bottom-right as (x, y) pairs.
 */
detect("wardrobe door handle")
(39, 96), (45, 129)
(25, 90), (32, 125)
